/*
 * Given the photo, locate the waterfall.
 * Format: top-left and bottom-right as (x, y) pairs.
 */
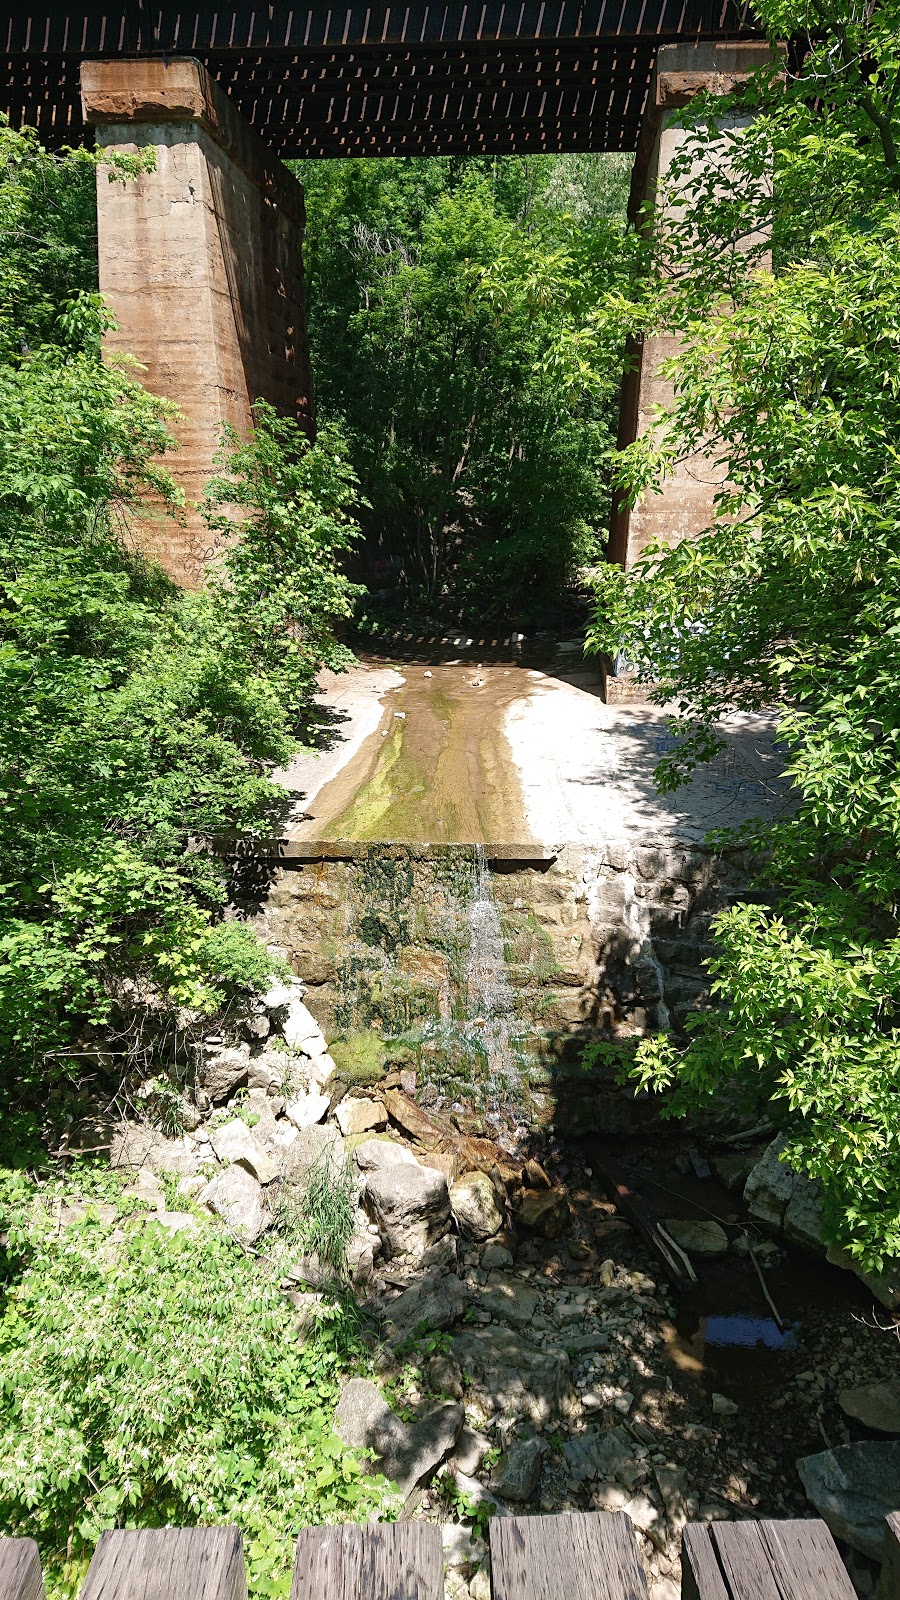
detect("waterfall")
(466, 844), (520, 1113)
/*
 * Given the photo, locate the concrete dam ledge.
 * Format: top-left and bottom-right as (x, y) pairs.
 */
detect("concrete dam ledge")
(211, 835), (559, 868)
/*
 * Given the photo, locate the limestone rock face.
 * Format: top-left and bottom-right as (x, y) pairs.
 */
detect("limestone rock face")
(516, 1186), (570, 1239)
(334, 1377), (463, 1495)
(335, 1097), (388, 1138)
(198, 1044), (251, 1103)
(490, 1436), (548, 1502)
(208, 1117), (278, 1185)
(451, 1325), (573, 1426)
(798, 1441), (900, 1559)
(450, 1170), (503, 1241)
(744, 1135), (824, 1253)
(364, 1162), (451, 1265)
(198, 1165), (268, 1244)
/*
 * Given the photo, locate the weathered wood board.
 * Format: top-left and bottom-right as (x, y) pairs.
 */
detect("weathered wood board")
(79, 1527), (247, 1600)
(683, 1518), (857, 1600)
(291, 1523), (443, 1600)
(0, 1540), (45, 1600)
(489, 1510), (648, 1600)
(879, 1511), (900, 1600)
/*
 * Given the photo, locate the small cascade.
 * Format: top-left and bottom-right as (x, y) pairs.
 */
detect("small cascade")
(465, 843), (520, 1112)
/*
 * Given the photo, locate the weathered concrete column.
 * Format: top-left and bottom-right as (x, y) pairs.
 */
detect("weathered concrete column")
(606, 43), (777, 576)
(81, 58), (313, 585)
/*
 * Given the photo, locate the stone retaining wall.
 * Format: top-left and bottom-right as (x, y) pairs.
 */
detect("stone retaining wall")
(227, 838), (753, 1132)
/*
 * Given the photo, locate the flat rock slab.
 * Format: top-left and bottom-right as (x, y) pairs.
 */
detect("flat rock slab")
(663, 1219), (729, 1258)
(473, 1272), (539, 1330)
(451, 1325), (573, 1426)
(334, 1378), (462, 1496)
(798, 1440), (900, 1559)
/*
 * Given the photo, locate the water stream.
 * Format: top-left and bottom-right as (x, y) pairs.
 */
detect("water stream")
(466, 844), (521, 1120)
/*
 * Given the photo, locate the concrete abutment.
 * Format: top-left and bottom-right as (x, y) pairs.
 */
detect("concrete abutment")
(81, 57), (313, 585)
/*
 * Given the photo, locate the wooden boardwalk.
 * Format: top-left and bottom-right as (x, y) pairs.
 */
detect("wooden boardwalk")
(1, 1509), (897, 1600)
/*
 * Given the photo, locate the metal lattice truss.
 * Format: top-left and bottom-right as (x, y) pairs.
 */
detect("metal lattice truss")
(2, 2), (758, 156)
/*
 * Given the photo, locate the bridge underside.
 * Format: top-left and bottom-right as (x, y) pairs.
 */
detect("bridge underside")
(3, 3), (756, 157)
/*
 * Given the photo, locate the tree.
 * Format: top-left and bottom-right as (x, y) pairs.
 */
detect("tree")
(0, 124), (362, 1120)
(294, 155), (634, 619)
(588, 0), (900, 1268)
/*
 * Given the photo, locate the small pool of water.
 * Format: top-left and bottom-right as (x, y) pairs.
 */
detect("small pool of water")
(704, 1313), (797, 1352)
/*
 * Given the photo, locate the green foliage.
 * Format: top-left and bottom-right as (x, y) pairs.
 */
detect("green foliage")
(587, 0), (900, 1267)
(328, 1030), (389, 1085)
(293, 155), (635, 618)
(0, 1173), (394, 1596)
(0, 125), (363, 1108)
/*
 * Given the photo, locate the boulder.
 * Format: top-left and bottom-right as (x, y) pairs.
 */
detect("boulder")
(450, 1171), (503, 1241)
(379, 1272), (469, 1341)
(441, 1524), (485, 1575)
(198, 1044), (251, 1103)
(285, 1092), (330, 1130)
(481, 1242), (514, 1271)
(451, 1325), (573, 1426)
(838, 1381), (900, 1435)
(247, 1049), (286, 1092)
(662, 1219), (729, 1258)
(490, 1436), (547, 1502)
(798, 1441), (900, 1559)
(208, 1118), (278, 1185)
(516, 1187), (570, 1239)
(281, 1124), (345, 1196)
(334, 1378), (463, 1496)
(354, 1138), (420, 1173)
(283, 999), (326, 1051)
(744, 1134), (824, 1254)
(336, 1097), (388, 1138)
(364, 1163), (451, 1265)
(429, 1354), (464, 1400)
(453, 1427), (489, 1476)
(262, 978), (303, 1011)
(347, 1231), (380, 1292)
(198, 1165), (269, 1244)
(110, 1126), (196, 1176)
(309, 1053), (337, 1088)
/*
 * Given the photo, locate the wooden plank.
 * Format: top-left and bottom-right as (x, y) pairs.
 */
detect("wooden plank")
(759, 1519), (856, 1600)
(877, 1511), (900, 1600)
(80, 1528), (246, 1600)
(709, 1522), (786, 1600)
(489, 1510), (648, 1600)
(0, 1541), (45, 1600)
(291, 1524), (443, 1600)
(680, 1525), (729, 1600)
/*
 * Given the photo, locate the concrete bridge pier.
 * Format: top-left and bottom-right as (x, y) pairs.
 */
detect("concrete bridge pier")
(80, 58), (313, 586)
(607, 41), (778, 577)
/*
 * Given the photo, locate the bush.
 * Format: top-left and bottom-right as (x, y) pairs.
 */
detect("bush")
(0, 1172), (395, 1597)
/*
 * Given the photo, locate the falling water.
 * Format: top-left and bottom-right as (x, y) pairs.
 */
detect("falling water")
(466, 844), (520, 1113)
